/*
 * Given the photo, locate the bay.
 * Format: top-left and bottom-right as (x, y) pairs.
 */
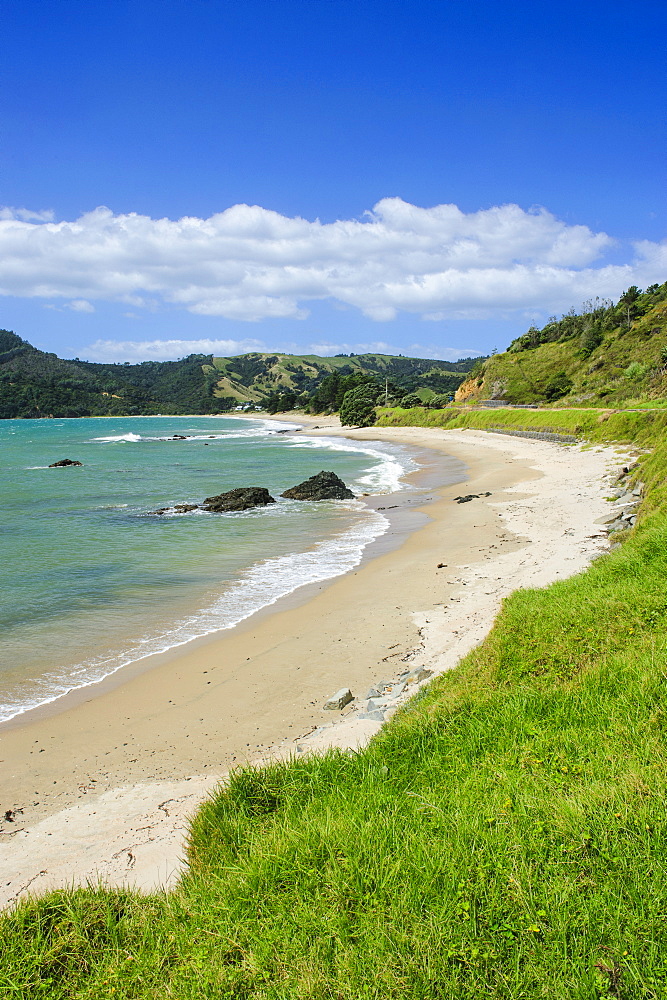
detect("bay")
(0, 415), (416, 722)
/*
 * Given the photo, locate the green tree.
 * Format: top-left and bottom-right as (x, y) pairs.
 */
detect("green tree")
(266, 390), (298, 413)
(579, 323), (603, 357)
(308, 371), (342, 412)
(399, 392), (423, 408)
(339, 383), (379, 426)
(428, 393), (453, 408)
(617, 285), (642, 328)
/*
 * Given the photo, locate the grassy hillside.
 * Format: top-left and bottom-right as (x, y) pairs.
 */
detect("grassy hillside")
(455, 282), (667, 407)
(207, 352), (476, 405)
(0, 330), (479, 417)
(3, 408), (667, 997)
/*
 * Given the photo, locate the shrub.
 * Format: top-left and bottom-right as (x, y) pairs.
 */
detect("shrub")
(624, 362), (648, 380)
(399, 393), (423, 408)
(543, 372), (573, 401)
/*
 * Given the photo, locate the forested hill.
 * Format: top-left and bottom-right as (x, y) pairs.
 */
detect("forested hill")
(0, 329), (482, 418)
(0, 331), (217, 419)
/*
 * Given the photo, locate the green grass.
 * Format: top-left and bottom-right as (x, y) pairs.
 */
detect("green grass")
(377, 402), (667, 450)
(3, 416), (667, 998)
(456, 297), (667, 408)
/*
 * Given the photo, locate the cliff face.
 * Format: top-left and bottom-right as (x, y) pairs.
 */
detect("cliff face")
(454, 376), (483, 403)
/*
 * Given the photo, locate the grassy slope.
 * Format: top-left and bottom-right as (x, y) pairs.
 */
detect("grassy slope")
(3, 410), (667, 998)
(208, 353), (473, 403)
(376, 404), (667, 441)
(458, 299), (667, 406)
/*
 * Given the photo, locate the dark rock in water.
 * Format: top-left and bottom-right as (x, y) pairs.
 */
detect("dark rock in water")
(148, 503), (199, 515)
(202, 487), (276, 513)
(172, 434), (188, 440)
(281, 470), (355, 501)
(49, 459), (83, 467)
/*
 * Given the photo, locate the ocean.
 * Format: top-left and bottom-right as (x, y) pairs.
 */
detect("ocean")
(0, 415), (419, 723)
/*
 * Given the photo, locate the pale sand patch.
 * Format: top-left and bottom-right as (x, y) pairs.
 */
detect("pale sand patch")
(0, 420), (633, 908)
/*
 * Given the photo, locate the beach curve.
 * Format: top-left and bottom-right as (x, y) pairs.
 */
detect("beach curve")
(0, 418), (633, 909)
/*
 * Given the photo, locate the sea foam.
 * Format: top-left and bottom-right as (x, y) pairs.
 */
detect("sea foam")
(0, 507), (389, 723)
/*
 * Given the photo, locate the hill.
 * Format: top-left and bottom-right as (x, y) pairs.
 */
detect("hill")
(0, 330), (218, 419)
(0, 330), (481, 418)
(208, 352), (477, 408)
(454, 281), (667, 407)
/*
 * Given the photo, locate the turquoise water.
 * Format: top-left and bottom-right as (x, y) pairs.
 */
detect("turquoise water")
(0, 415), (416, 722)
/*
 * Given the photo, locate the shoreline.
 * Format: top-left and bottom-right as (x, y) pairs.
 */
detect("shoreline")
(0, 422), (460, 731)
(0, 420), (632, 908)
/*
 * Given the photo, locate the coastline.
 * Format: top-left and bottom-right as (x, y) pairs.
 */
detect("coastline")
(0, 418), (632, 908)
(0, 414), (443, 726)
(0, 422), (463, 730)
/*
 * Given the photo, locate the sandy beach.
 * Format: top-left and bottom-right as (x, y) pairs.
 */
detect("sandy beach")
(0, 418), (633, 908)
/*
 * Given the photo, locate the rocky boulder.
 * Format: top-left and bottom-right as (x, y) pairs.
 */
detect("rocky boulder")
(49, 459), (83, 467)
(202, 487), (276, 513)
(147, 502), (199, 515)
(281, 470), (355, 501)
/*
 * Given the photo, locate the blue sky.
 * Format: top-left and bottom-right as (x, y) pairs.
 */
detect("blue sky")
(1, 0), (665, 362)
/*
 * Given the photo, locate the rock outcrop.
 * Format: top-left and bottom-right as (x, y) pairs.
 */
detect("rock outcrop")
(281, 470), (355, 501)
(594, 467), (644, 535)
(147, 473), (355, 517)
(202, 487), (276, 513)
(49, 459), (83, 467)
(148, 502), (200, 515)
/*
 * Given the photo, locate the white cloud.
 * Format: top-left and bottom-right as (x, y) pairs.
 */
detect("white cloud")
(83, 336), (435, 362)
(0, 207), (55, 222)
(83, 337), (266, 362)
(407, 344), (483, 361)
(0, 199), (664, 324)
(67, 299), (95, 313)
(306, 340), (395, 356)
